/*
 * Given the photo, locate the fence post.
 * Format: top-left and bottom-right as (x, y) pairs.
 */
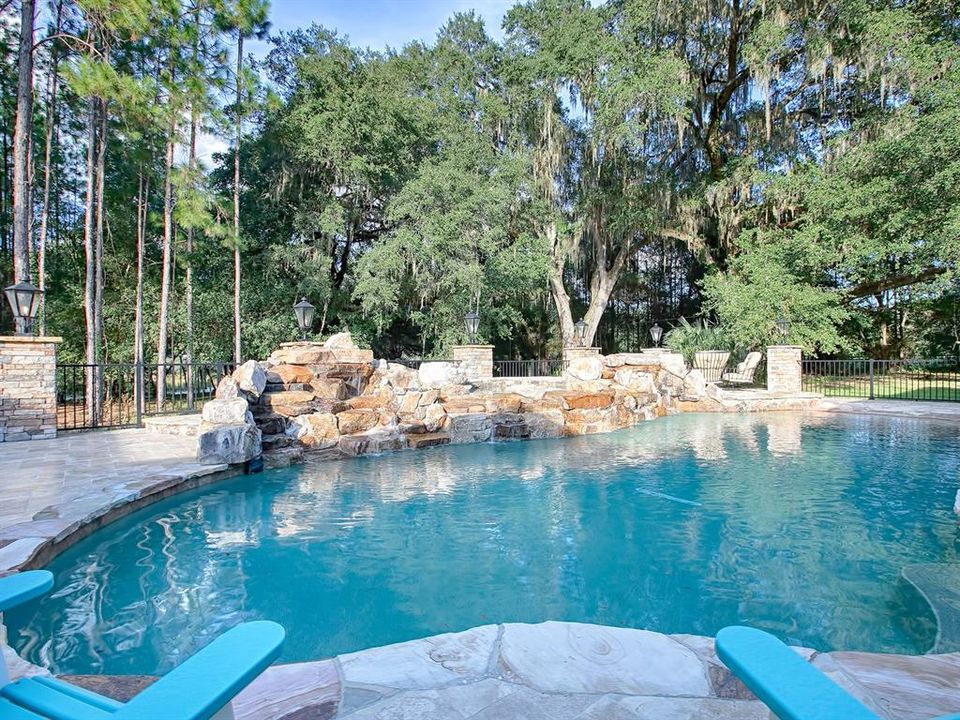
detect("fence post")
(135, 362), (144, 427)
(868, 359), (875, 400)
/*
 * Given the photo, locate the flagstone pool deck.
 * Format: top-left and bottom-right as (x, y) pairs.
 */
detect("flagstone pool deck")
(0, 401), (958, 719)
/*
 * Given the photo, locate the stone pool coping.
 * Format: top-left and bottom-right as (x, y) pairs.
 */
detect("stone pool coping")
(42, 622), (960, 719)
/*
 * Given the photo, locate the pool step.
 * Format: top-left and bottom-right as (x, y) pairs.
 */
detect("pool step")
(902, 563), (960, 652)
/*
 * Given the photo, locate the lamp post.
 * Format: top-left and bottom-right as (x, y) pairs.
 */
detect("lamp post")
(775, 315), (791, 342)
(4, 281), (42, 336)
(649, 322), (663, 348)
(464, 311), (480, 344)
(293, 297), (315, 341)
(574, 318), (587, 347)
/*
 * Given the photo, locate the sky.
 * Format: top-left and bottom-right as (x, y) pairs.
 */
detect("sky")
(249, 0), (513, 56)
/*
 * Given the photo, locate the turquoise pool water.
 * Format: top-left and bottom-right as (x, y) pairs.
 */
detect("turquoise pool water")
(7, 413), (960, 675)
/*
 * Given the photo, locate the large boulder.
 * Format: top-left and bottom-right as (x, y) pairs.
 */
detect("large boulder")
(215, 375), (240, 400)
(562, 391), (616, 410)
(423, 403), (447, 432)
(447, 412), (492, 444)
(197, 422), (261, 465)
(523, 410), (564, 440)
(201, 397), (249, 425)
(659, 352), (688, 378)
(338, 429), (407, 457)
(418, 361), (468, 389)
(383, 363), (420, 391)
(613, 369), (658, 395)
(233, 360), (266, 399)
(682, 369), (707, 398)
(260, 390), (318, 417)
(266, 364), (315, 387)
(322, 331), (358, 349)
(268, 343), (337, 366)
(287, 412), (339, 449)
(336, 408), (380, 435)
(398, 391), (422, 414)
(566, 356), (604, 381)
(311, 377), (350, 400)
(524, 409), (565, 439)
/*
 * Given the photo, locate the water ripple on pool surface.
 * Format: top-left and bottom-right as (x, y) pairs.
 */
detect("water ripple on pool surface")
(7, 412), (960, 675)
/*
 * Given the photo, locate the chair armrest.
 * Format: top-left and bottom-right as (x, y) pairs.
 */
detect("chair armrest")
(0, 572), (53, 613)
(715, 626), (880, 720)
(112, 621), (284, 720)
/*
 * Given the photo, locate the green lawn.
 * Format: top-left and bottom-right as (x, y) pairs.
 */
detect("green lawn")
(804, 374), (960, 402)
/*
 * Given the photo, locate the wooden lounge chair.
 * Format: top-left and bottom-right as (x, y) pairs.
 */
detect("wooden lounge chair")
(721, 351), (762, 385)
(716, 626), (960, 720)
(0, 570), (284, 720)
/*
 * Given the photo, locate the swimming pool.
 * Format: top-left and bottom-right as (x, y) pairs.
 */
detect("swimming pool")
(7, 412), (960, 675)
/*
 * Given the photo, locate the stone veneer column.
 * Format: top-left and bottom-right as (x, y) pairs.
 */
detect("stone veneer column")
(452, 345), (493, 379)
(0, 336), (62, 442)
(562, 346), (601, 364)
(766, 345), (802, 394)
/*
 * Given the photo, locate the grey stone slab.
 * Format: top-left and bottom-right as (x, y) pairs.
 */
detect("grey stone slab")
(339, 625), (498, 690)
(575, 696), (770, 720)
(498, 622), (710, 697)
(465, 685), (598, 720)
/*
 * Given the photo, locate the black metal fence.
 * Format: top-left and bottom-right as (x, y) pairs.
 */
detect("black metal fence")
(802, 358), (960, 402)
(56, 362), (234, 431)
(493, 359), (568, 378)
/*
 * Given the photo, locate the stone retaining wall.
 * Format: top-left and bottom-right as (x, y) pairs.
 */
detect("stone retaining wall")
(0, 337), (61, 443)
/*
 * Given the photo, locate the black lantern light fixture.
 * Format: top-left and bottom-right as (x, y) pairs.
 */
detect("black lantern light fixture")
(4, 281), (42, 336)
(574, 318), (588, 347)
(293, 297), (315, 341)
(649, 322), (663, 348)
(775, 315), (791, 342)
(464, 311), (480, 344)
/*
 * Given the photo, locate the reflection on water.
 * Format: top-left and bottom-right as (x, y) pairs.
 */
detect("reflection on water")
(7, 413), (960, 675)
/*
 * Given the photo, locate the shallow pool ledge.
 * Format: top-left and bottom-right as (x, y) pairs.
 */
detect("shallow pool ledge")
(27, 622), (960, 720)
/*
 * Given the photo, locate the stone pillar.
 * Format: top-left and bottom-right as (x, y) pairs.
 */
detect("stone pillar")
(766, 345), (802, 394)
(562, 346), (601, 363)
(452, 345), (493, 379)
(0, 336), (62, 442)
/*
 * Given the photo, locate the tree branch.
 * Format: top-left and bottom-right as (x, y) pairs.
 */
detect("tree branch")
(846, 266), (949, 299)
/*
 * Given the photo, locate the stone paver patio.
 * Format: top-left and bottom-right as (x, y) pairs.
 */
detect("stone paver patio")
(1, 406), (959, 719)
(820, 397), (960, 422)
(230, 622), (960, 719)
(0, 428), (230, 574)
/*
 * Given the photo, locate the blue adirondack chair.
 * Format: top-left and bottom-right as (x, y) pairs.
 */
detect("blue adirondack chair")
(716, 626), (960, 720)
(0, 570), (284, 720)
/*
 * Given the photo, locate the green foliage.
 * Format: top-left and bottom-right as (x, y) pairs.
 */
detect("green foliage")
(664, 318), (739, 364)
(5, 0), (959, 365)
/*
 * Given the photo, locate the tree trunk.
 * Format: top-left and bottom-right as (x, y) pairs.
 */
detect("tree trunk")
(184, 2), (200, 406)
(92, 98), (107, 420)
(11, 0), (35, 334)
(157, 118), (176, 409)
(186, 104), (197, 404)
(233, 33), (244, 363)
(134, 172), (146, 414)
(82, 97), (96, 424)
(37, 0), (63, 336)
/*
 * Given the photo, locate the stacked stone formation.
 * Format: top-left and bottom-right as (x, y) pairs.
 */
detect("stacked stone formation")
(224, 336), (727, 467)
(195, 359), (265, 465)
(0, 338), (59, 443)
